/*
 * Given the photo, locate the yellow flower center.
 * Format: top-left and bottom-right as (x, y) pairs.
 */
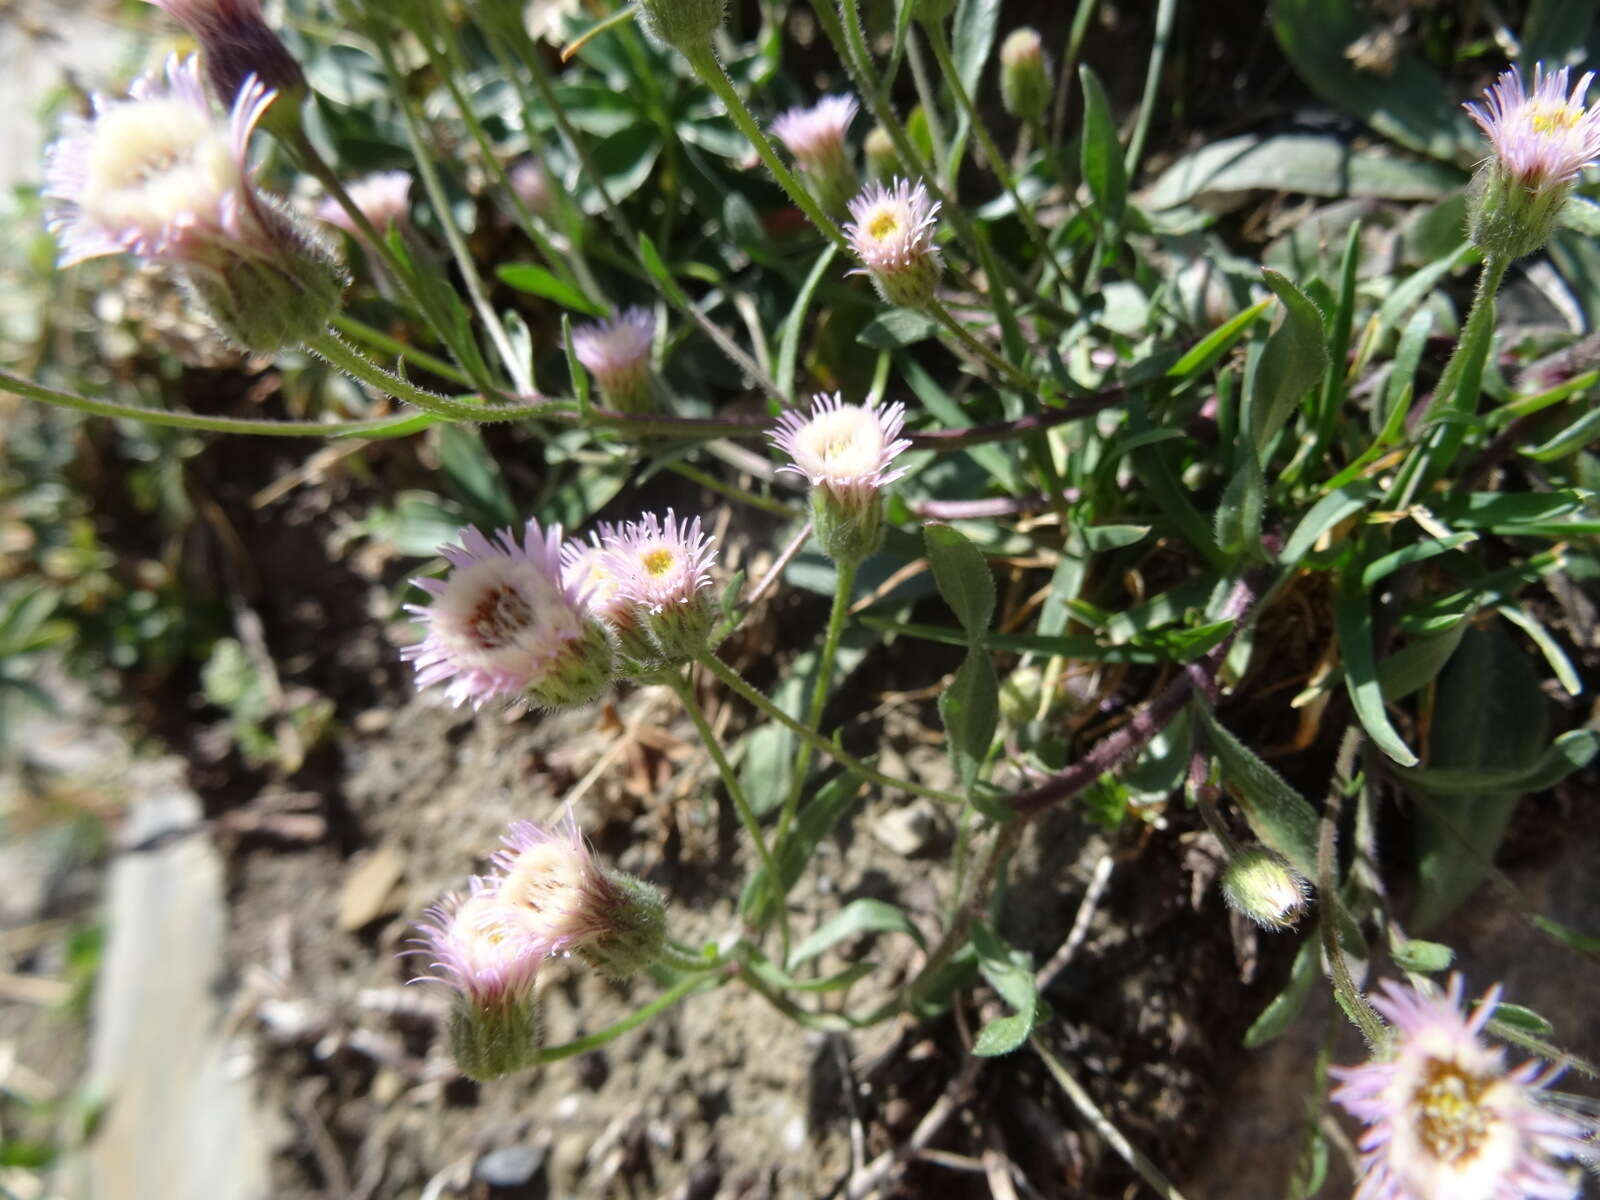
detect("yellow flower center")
(1415, 1059), (1493, 1163)
(1528, 101), (1582, 135)
(642, 547), (676, 578)
(867, 209), (901, 240)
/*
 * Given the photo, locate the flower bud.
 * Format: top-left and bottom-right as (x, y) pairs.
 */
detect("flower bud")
(572, 308), (655, 414)
(403, 520), (615, 711)
(562, 528), (664, 678)
(493, 817), (668, 980)
(1464, 64), (1600, 261)
(637, 0), (724, 52)
(999, 28), (1051, 123)
(845, 178), (943, 309)
(509, 159), (554, 220)
(144, 0), (307, 136)
(769, 392), (910, 566)
(1220, 846), (1310, 931)
(771, 95), (860, 216)
(600, 511), (719, 663)
(863, 125), (899, 183)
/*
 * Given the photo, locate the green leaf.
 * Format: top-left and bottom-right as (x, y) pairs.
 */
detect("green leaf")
(1078, 66), (1127, 227)
(971, 919), (1037, 1057)
(495, 264), (608, 316)
(436, 425), (518, 529)
(777, 245), (837, 400)
(1244, 933), (1319, 1047)
(1335, 569), (1419, 766)
(789, 898), (926, 967)
(1395, 728), (1598, 796)
(1213, 452), (1264, 558)
(858, 308), (940, 349)
(741, 771), (863, 925)
(1390, 938), (1454, 974)
(1519, 403), (1600, 462)
(924, 524), (995, 637)
(1280, 483), (1379, 566)
(1193, 702), (1320, 878)
(1558, 195), (1600, 237)
(952, 0), (1000, 102)
(1166, 298), (1273, 384)
(1411, 623), (1550, 930)
(1489, 1003), (1554, 1037)
(1251, 270), (1328, 458)
(939, 650), (999, 793)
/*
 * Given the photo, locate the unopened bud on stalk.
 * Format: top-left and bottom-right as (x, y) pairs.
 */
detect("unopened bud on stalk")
(769, 392), (911, 566)
(572, 308), (655, 414)
(1220, 846), (1310, 931)
(144, 0), (307, 136)
(637, 0), (724, 53)
(999, 28), (1051, 123)
(863, 125), (899, 182)
(844, 177), (943, 309)
(43, 56), (343, 353)
(771, 95), (860, 216)
(1464, 64), (1600, 261)
(509, 159), (554, 220)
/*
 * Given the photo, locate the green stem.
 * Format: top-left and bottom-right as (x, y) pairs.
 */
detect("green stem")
(526, 969), (718, 1065)
(664, 670), (784, 903)
(1123, 0), (1178, 184)
(665, 460), (805, 519)
(925, 22), (1072, 291)
(308, 332), (537, 422)
(1049, 0), (1100, 153)
(904, 30), (952, 190)
(655, 943), (716, 974)
(365, 16), (532, 394)
(927, 299), (1034, 390)
(1387, 254), (1509, 508)
(680, 45), (850, 254)
(0, 367), (435, 438)
(774, 557), (857, 848)
(696, 651), (962, 806)
(331, 313), (474, 387)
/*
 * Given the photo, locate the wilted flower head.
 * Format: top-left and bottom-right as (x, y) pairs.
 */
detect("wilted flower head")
(1331, 976), (1591, 1200)
(43, 55), (343, 351)
(316, 170), (411, 236)
(1219, 846), (1310, 931)
(772, 95), (859, 213)
(845, 177), (943, 308)
(492, 816), (666, 978)
(143, 0), (306, 125)
(1464, 64), (1600, 259)
(600, 511), (718, 661)
(412, 877), (545, 1081)
(403, 520), (614, 710)
(573, 307), (655, 414)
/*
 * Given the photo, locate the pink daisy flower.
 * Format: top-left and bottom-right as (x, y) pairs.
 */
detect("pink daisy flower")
(1331, 976), (1591, 1200)
(572, 307), (655, 413)
(599, 511), (719, 662)
(771, 94), (859, 213)
(44, 54), (274, 268)
(844, 177), (943, 308)
(769, 391), (911, 507)
(412, 876), (545, 1011)
(316, 170), (412, 236)
(1466, 65), (1600, 191)
(403, 520), (614, 710)
(491, 815), (665, 977)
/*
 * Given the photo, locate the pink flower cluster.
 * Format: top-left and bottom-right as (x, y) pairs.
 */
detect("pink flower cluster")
(403, 511), (719, 707)
(1466, 65), (1600, 191)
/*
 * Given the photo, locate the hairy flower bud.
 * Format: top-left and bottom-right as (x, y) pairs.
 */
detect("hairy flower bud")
(769, 392), (911, 565)
(999, 28), (1051, 123)
(403, 520), (615, 711)
(42, 56), (344, 352)
(637, 0), (724, 52)
(771, 95), (860, 216)
(562, 528), (663, 678)
(572, 307), (655, 414)
(845, 178), (943, 309)
(144, 0), (306, 135)
(1464, 64), (1600, 261)
(1219, 846), (1310, 931)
